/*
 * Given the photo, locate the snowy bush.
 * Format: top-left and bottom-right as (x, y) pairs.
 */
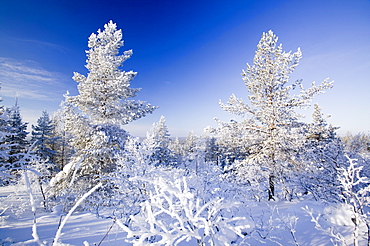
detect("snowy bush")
(119, 175), (251, 246)
(337, 156), (370, 246)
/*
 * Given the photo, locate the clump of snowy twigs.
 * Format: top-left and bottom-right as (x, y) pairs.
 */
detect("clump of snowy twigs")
(302, 205), (347, 246)
(117, 175), (251, 245)
(337, 156), (370, 246)
(303, 156), (370, 246)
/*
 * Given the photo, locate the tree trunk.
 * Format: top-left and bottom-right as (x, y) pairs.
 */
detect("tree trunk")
(268, 174), (275, 201)
(38, 178), (47, 210)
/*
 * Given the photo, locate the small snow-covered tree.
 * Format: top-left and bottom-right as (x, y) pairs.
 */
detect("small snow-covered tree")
(2, 99), (29, 174)
(31, 110), (58, 173)
(50, 105), (74, 171)
(51, 21), (156, 200)
(213, 30), (333, 200)
(299, 104), (344, 200)
(0, 89), (11, 184)
(179, 132), (207, 173)
(206, 120), (251, 166)
(105, 136), (158, 221)
(183, 131), (198, 163)
(31, 110), (59, 209)
(343, 133), (370, 158)
(143, 116), (172, 165)
(202, 134), (220, 164)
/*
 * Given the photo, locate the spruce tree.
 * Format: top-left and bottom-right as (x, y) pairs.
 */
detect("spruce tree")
(4, 99), (29, 166)
(0, 88), (11, 183)
(31, 110), (58, 173)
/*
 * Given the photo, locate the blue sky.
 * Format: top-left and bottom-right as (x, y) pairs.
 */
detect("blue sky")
(0, 0), (369, 137)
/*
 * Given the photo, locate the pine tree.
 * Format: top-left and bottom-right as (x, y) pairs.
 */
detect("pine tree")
(168, 137), (184, 166)
(299, 104), (344, 200)
(143, 116), (172, 165)
(184, 131), (197, 155)
(206, 120), (250, 166)
(51, 21), (156, 196)
(67, 20), (156, 125)
(214, 31), (333, 200)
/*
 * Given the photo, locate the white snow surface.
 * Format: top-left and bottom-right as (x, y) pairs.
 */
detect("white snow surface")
(0, 185), (365, 246)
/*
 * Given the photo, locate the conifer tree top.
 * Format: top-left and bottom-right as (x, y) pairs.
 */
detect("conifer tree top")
(68, 21), (157, 125)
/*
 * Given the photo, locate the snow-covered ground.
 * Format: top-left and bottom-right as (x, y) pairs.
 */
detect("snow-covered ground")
(1, 184), (366, 246)
(0, 185), (125, 246)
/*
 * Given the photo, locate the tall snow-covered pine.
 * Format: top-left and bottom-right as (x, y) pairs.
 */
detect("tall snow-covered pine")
(214, 31), (333, 200)
(52, 21), (156, 195)
(68, 20), (156, 125)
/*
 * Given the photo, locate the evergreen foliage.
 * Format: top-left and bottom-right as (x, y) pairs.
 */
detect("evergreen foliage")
(4, 100), (29, 166)
(31, 110), (58, 170)
(0, 99), (29, 185)
(50, 21), (156, 197)
(299, 104), (345, 200)
(143, 116), (172, 165)
(211, 30), (334, 200)
(0, 90), (11, 183)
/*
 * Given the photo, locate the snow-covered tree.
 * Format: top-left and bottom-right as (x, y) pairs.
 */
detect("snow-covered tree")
(143, 116), (172, 165)
(299, 104), (344, 200)
(51, 21), (156, 197)
(0, 89), (11, 184)
(212, 30), (333, 200)
(31, 110), (58, 172)
(104, 136), (158, 221)
(342, 132), (370, 179)
(168, 137), (184, 165)
(206, 120), (251, 166)
(50, 95), (128, 196)
(343, 132), (370, 158)
(183, 131), (197, 156)
(30, 110), (59, 207)
(3, 99), (29, 170)
(202, 134), (220, 164)
(50, 106), (74, 171)
(67, 20), (156, 125)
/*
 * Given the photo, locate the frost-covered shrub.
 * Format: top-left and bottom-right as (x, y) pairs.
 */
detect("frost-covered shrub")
(337, 156), (370, 246)
(119, 175), (250, 246)
(223, 159), (269, 201)
(342, 132), (370, 179)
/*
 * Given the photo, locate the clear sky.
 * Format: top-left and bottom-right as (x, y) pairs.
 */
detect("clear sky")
(0, 0), (369, 137)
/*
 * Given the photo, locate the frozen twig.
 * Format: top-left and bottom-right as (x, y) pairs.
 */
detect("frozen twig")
(52, 182), (103, 246)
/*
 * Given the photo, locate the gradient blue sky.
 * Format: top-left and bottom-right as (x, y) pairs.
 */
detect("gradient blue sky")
(0, 0), (369, 137)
